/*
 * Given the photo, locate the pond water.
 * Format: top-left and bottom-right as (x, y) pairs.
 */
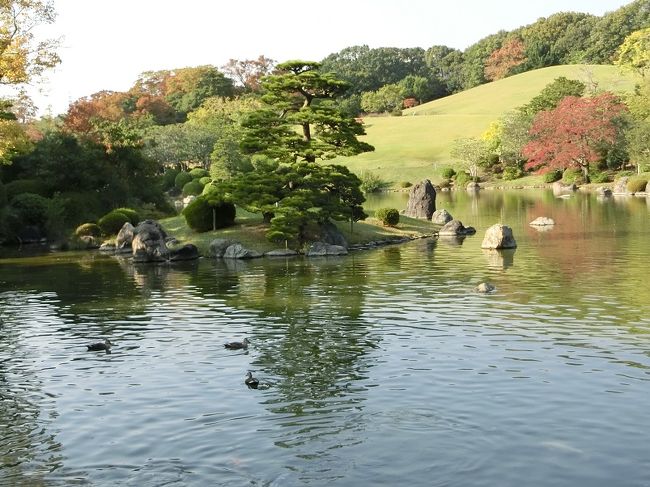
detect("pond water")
(1, 189), (650, 486)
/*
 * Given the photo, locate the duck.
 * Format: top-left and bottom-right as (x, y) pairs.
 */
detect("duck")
(244, 371), (259, 389)
(224, 337), (250, 350)
(86, 339), (112, 353)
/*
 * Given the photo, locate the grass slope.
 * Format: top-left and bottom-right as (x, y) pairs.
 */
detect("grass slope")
(335, 65), (638, 186)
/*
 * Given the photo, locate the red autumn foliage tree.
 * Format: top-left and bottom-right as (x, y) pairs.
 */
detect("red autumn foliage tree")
(522, 93), (627, 180)
(484, 38), (526, 81)
(221, 55), (276, 93)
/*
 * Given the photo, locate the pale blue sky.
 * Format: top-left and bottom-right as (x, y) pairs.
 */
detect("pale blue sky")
(25, 0), (633, 115)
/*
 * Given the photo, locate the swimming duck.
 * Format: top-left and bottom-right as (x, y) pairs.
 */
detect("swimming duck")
(224, 338), (250, 350)
(86, 339), (112, 353)
(244, 371), (259, 389)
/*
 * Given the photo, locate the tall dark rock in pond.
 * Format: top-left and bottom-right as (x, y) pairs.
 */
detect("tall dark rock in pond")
(405, 179), (436, 220)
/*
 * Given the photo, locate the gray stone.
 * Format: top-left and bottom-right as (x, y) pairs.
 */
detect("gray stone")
(99, 242), (116, 252)
(169, 244), (200, 261)
(223, 243), (262, 259)
(132, 220), (169, 263)
(597, 187), (613, 197)
(207, 238), (236, 258)
(305, 241), (348, 256)
(552, 181), (577, 195)
(466, 181), (480, 192)
(481, 224), (517, 249)
(646, 181), (650, 194)
(316, 221), (348, 248)
(439, 219), (475, 236)
(404, 179), (436, 220)
(613, 177), (630, 195)
(476, 282), (496, 293)
(265, 249), (299, 257)
(78, 235), (100, 249)
(529, 216), (555, 226)
(431, 209), (453, 225)
(116, 222), (135, 250)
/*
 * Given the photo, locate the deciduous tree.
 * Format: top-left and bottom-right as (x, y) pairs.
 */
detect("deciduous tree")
(484, 37), (526, 81)
(523, 93), (627, 180)
(615, 27), (650, 77)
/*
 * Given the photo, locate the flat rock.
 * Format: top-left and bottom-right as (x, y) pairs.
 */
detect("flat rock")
(265, 249), (299, 257)
(223, 243), (262, 259)
(169, 243), (200, 261)
(529, 216), (555, 226)
(306, 241), (348, 256)
(439, 219), (475, 236)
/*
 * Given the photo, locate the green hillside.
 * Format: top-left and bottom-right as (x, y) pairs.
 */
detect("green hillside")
(335, 65), (638, 185)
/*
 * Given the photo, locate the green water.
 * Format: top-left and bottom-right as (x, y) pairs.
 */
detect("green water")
(1, 190), (649, 486)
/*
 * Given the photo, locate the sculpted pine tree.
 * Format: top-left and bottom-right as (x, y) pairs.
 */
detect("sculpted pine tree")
(241, 60), (374, 163)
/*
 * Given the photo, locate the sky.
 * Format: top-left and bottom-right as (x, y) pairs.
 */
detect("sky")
(19, 0), (635, 116)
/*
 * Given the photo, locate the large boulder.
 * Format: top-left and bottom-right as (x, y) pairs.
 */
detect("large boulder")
(431, 209), (453, 225)
(552, 181), (577, 195)
(438, 219), (476, 236)
(305, 241), (348, 256)
(612, 177), (630, 195)
(207, 238), (236, 258)
(466, 181), (480, 192)
(132, 220), (169, 263)
(223, 243), (262, 260)
(404, 179), (436, 220)
(597, 187), (613, 197)
(481, 224), (517, 249)
(316, 221), (348, 248)
(169, 244), (200, 261)
(116, 222), (135, 251)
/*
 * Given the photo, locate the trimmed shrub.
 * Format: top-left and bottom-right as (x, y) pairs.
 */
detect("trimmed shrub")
(113, 207), (139, 225)
(5, 179), (48, 200)
(627, 177), (648, 193)
(10, 193), (49, 227)
(399, 181), (412, 188)
(75, 223), (102, 237)
(502, 166), (524, 181)
(199, 176), (211, 186)
(182, 179), (204, 196)
(182, 196), (236, 232)
(97, 209), (131, 235)
(589, 171), (612, 184)
(543, 169), (562, 183)
(438, 178), (452, 189)
(454, 171), (471, 187)
(440, 167), (456, 179)
(376, 207), (400, 227)
(189, 168), (209, 179)
(162, 168), (180, 191)
(174, 171), (193, 190)
(562, 168), (586, 185)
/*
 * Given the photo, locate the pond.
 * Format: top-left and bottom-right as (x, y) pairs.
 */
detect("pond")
(1, 189), (649, 486)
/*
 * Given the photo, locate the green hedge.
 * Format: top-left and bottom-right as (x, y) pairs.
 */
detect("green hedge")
(97, 209), (131, 235)
(182, 179), (204, 196)
(174, 171), (193, 190)
(627, 177), (648, 193)
(376, 207), (400, 227)
(182, 196), (236, 232)
(75, 223), (102, 237)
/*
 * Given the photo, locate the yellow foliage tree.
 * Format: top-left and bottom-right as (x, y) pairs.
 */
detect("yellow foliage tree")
(615, 27), (650, 78)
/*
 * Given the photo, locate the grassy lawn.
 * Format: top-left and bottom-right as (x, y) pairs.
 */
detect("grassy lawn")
(333, 65), (638, 187)
(161, 208), (437, 255)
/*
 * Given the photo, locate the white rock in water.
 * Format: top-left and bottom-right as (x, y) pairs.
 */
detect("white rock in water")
(529, 216), (555, 226)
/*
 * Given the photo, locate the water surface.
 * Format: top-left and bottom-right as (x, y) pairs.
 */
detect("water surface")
(1, 190), (649, 486)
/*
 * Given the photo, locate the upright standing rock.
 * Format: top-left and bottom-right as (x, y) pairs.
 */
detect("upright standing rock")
(132, 220), (170, 263)
(481, 224), (517, 249)
(405, 179), (436, 220)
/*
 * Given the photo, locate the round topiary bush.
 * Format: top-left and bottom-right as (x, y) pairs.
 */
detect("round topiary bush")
(562, 168), (585, 185)
(543, 169), (562, 183)
(627, 177), (648, 193)
(199, 176), (211, 186)
(75, 223), (102, 237)
(376, 207), (400, 227)
(5, 178), (48, 200)
(97, 210), (131, 235)
(10, 192), (50, 226)
(174, 171), (193, 190)
(182, 196), (236, 232)
(182, 179), (204, 196)
(454, 171), (471, 187)
(440, 167), (456, 179)
(189, 168), (209, 179)
(162, 168), (181, 191)
(113, 207), (139, 225)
